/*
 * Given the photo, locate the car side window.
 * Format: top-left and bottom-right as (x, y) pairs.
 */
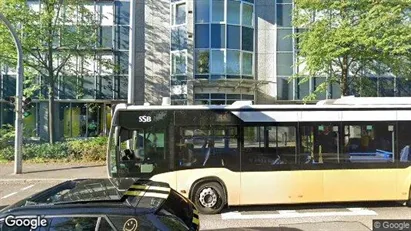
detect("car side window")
(97, 217), (115, 231)
(48, 217), (98, 231)
(108, 215), (158, 231)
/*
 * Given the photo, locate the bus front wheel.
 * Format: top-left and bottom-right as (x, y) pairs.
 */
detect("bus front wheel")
(193, 182), (226, 214)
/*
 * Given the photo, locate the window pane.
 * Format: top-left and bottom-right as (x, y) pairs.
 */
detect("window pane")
(227, 94), (241, 99)
(242, 52), (253, 75)
(118, 52), (129, 74)
(227, 25), (240, 49)
(227, 50), (240, 75)
(115, 26), (129, 50)
(211, 24), (225, 48)
(242, 3), (253, 27)
(211, 50), (225, 74)
(115, 1), (130, 25)
(344, 123), (394, 163)
(171, 27), (187, 51)
(379, 77), (394, 97)
(100, 26), (112, 48)
(228, 0), (240, 24)
(277, 29), (292, 52)
(195, 0), (210, 23)
(212, 0), (224, 22)
(174, 3), (186, 25)
(195, 94), (209, 99)
(242, 26), (253, 51)
(172, 53), (187, 74)
(242, 94), (254, 100)
(277, 53), (293, 76)
(277, 4), (292, 27)
(277, 77), (293, 100)
(297, 78), (309, 100)
(195, 50), (210, 74)
(195, 24), (209, 48)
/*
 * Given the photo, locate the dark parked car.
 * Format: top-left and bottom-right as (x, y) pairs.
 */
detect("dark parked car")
(0, 178), (200, 231)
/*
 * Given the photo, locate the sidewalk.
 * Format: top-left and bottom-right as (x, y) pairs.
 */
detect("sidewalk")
(0, 163), (107, 181)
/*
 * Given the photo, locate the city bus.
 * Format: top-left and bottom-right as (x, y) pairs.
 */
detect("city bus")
(107, 97), (411, 214)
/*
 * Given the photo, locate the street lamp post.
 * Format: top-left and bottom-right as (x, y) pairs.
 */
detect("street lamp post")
(0, 12), (24, 174)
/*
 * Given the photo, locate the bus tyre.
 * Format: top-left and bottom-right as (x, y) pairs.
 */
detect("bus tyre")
(193, 182), (226, 214)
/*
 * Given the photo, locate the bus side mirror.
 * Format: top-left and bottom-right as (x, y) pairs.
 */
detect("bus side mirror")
(115, 126), (120, 146)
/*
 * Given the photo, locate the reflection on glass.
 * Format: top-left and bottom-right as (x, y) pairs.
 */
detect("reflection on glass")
(277, 29), (293, 52)
(242, 52), (253, 75)
(242, 26), (254, 51)
(195, 50), (210, 74)
(211, 24), (225, 48)
(242, 3), (253, 27)
(227, 25), (240, 49)
(227, 50), (240, 75)
(227, 0), (240, 24)
(172, 53), (187, 74)
(195, 25), (209, 48)
(277, 4), (292, 27)
(195, 0), (210, 23)
(212, 0), (224, 22)
(211, 50), (225, 74)
(174, 3), (186, 25)
(276, 53), (293, 76)
(171, 27), (187, 51)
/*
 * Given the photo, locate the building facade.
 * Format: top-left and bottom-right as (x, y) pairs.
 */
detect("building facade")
(0, 0), (409, 140)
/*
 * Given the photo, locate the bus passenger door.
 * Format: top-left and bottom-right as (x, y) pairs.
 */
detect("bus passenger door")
(240, 125), (303, 205)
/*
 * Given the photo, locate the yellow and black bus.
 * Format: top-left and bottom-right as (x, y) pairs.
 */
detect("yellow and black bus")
(107, 97), (411, 214)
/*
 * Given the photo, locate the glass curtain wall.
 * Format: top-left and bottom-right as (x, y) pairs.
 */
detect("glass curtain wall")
(194, 0), (254, 81)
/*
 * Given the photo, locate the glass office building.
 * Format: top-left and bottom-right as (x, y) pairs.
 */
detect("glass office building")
(1, 0), (410, 140)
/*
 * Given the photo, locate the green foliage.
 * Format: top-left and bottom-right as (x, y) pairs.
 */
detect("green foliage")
(0, 0), (114, 143)
(0, 124), (14, 149)
(293, 0), (411, 101)
(0, 137), (108, 163)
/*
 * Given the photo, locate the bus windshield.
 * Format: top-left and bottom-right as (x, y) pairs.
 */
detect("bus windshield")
(108, 125), (171, 178)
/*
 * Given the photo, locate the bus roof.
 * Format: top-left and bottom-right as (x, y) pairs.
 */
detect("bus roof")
(114, 97), (411, 112)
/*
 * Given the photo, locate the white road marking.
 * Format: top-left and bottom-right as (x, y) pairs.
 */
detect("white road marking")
(221, 208), (377, 220)
(20, 184), (35, 191)
(0, 184), (35, 200)
(1, 192), (18, 199)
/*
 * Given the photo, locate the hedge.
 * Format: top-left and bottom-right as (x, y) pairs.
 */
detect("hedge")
(0, 137), (108, 162)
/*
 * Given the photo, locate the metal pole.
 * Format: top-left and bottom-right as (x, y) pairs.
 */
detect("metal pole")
(0, 13), (24, 174)
(128, 0), (136, 105)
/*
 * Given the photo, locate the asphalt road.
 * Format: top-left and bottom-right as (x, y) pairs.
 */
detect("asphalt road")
(1, 181), (410, 231)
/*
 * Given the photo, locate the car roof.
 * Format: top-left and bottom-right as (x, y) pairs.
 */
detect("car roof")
(0, 178), (171, 217)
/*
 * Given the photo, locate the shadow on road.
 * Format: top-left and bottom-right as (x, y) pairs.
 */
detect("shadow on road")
(206, 228), (302, 231)
(0, 206), (7, 210)
(23, 164), (104, 174)
(222, 201), (404, 213)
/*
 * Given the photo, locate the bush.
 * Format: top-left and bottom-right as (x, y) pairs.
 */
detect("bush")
(67, 137), (108, 161)
(0, 137), (108, 162)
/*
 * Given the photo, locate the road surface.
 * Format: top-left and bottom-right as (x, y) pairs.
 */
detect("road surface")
(1, 180), (410, 231)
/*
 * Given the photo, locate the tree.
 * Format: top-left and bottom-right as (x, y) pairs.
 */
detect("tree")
(292, 0), (411, 100)
(0, 0), (106, 143)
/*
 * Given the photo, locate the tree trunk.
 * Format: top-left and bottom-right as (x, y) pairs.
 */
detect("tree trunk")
(46, 2), (55, 144)
(48, 83), (55, 144)
(340, 55), (349, 96)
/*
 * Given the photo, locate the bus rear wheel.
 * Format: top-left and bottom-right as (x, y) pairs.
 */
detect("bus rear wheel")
(193, 182), (226, 214)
